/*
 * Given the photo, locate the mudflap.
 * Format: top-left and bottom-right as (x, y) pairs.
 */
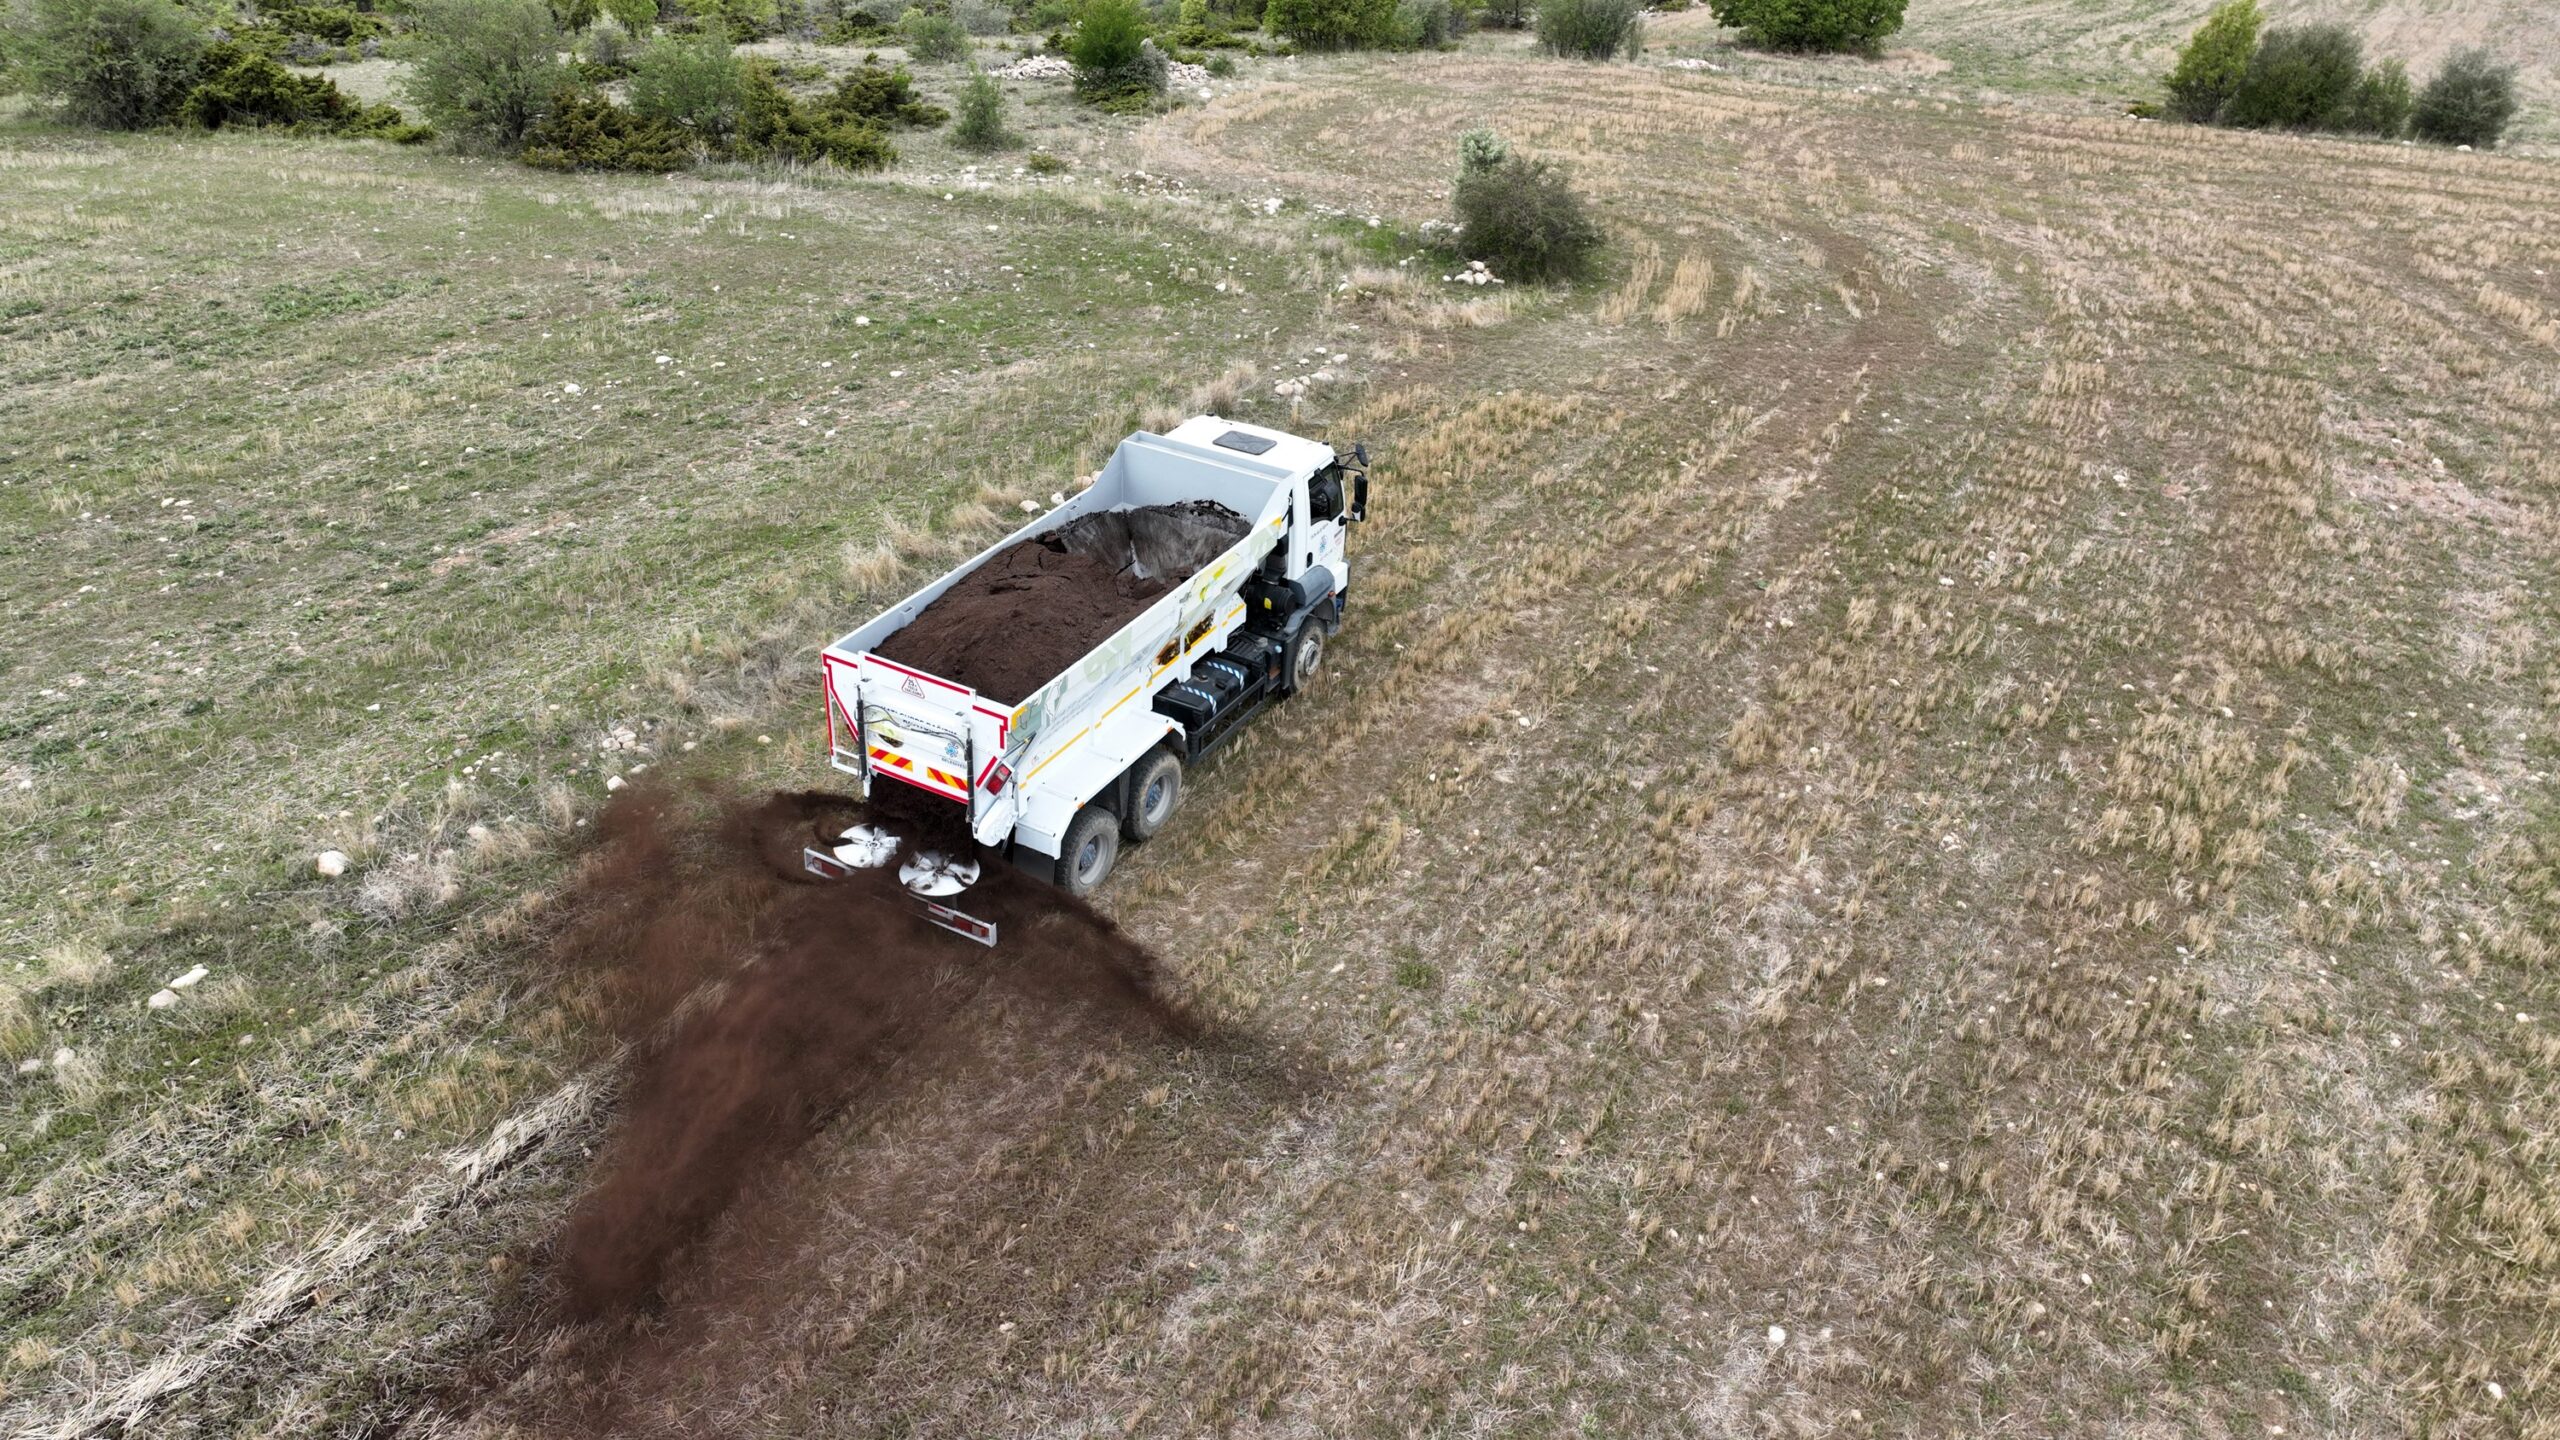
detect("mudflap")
(801, 846), (1001, 948)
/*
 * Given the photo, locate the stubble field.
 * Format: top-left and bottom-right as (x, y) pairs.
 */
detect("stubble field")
(4, 36), (2557, 1440)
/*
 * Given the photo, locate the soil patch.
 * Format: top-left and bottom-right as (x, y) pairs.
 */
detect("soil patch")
(538, 782), (1191, 1322)
(872, 502), (1249, 703)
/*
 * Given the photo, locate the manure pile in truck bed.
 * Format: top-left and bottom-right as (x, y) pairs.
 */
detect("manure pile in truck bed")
(873, 502), (1249, 704)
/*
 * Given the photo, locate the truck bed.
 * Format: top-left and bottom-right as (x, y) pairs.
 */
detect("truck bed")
(872, 503), (1248, 705)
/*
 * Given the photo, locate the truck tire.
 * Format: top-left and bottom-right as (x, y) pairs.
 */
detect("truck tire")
(1122, 749), (1182, 842)
(1281, 621), (1326, 696)
(1056, 805), (1121, 897)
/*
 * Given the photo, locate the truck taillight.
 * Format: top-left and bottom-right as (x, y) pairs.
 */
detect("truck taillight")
(983, 761), (1012, 794)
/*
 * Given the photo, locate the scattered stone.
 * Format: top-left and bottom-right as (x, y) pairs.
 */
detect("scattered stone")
(147, 989), (178, 1010)
(315, 850), (350, 878)
(1767, 1324), (1788, 1346)
(169, 965), (208, 990)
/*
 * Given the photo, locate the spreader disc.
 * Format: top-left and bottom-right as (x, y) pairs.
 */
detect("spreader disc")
(832, 824), (900, 869)
(899, 850), (980, 897)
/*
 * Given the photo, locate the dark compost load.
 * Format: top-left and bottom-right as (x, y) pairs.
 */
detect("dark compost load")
(872, 501), (1250, 704)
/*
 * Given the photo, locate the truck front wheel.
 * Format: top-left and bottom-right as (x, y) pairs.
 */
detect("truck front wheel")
(1282, 622), (1325, 695)
(1122, 749), (1182, 842)
(1056, 805), (1121, 897)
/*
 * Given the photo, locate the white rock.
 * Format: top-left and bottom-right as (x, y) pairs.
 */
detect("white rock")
(1767, 1325), (1788, 1346)
(169, 965), (208, 989)
(605, 775), (627, 791)
(17, 1058), (41, 1074)
(854, 314), (872, 326)
(315, 850), (350, 878)
(147, 989), (178, 1010)
(1021, 499), (1040, 512)
(51, 1047), (75, 1069)
(562, 381), (582, 395)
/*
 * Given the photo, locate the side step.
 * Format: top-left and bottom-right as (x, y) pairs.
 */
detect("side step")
(802, 846), (1000, 947)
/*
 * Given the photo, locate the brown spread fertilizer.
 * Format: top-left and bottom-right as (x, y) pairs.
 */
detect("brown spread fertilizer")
(537, 782), (1189, 1323)
(873, 501), (1249, 704)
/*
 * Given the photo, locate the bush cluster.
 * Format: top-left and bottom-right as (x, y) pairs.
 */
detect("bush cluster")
(1535, 0), (1637, 60)
(2164, 0), (2518, 147)
(182, 40), (429, 137)
(625, 26), (743, 139)
(0, 0), (427, 137)
(1705, 0), (1904, 53)
(1261, 0), (1393, 49)
(520, 85), (691, 167)
(1450, 129), (1601, 283)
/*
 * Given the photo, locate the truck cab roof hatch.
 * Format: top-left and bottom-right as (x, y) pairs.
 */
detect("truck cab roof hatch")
(1212, 429), (1278, 455)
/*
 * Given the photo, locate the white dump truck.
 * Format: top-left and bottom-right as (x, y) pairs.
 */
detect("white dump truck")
(804, 416), (1368, 943)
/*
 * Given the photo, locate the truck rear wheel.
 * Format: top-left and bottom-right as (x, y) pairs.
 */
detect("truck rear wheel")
(1056, 805), (1120, 897)
(1122, 749), (1182, 842)
(1282, 622), (1325, 695)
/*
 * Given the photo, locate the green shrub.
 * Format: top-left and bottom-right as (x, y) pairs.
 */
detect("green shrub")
(1261, 0), (1391, 49)
(2163, 0), (2258, 121)
(1171, 0), (1208, 41)
(1392, 0), (1454, 47)
(580, 15), (639, 70)
(949, 64), (1012, 146)
(398, 0), (568, 150)
(0, 0), (205, 129)
(1203, 50), (1232, 74)
(179, 39), (427, 137)
(1024, 147), (1065, 172)
(899, 7), (970, 59)
(2412, 46), (2518, 149)
(952, 0), (1009, 33)
(1705, 0), (1902, 53)
(265, 4), (386, 43)
(1458, 124), (1505, 174)
(551, 0), (601, 27)
(520, 85), (693, 167)
(603, 0), (658, 28)
(1535, 0), (1635, 58)
(2340, 56), (2410, 137)
(1473, 0), (1527, 27)
(627, 27), (743, 139)
(733, 61), (897, 165)
(687, 0), (778, 40)
(2220, 23), (2362, 131)
(825, 57), (945, 123)
(1453, 150), (1600, 282)
(1070, 0), (1166, 104)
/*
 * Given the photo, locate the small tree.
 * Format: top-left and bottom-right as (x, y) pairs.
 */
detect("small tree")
(1453, 144), (1601, 283)
(2221, 23), (2363, 132)
(602, 0), (658, 30)
(1706, 0), (1904, 53)
(520, 86), (692, 167)
(0, 0), (204, 129)
(1458, 125), (1507, 174)
(2163, 0), (2257, 122)
(627, 27), (744, 142)
(2411, 47), (2518, 149)
(950, 64), (1012, 148)
(2339, 57), (2410, 137)
(1473, 0), (1528, 26)
(399, 0), (568, 150)
(1262, 0), (1394, 49)
(1535, 0), (1636, 59)
(899, 7), (971, 61)
(1070, 0), (1164, 105)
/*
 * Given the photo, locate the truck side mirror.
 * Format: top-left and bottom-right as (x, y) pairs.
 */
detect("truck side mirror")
(1350, 470), (1368, 523)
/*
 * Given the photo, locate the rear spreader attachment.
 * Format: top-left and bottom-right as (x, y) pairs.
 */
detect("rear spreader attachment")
(803, 825), (999, 947)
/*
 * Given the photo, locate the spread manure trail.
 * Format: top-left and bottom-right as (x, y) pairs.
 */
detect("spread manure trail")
(539, 782), (1188, 1323)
